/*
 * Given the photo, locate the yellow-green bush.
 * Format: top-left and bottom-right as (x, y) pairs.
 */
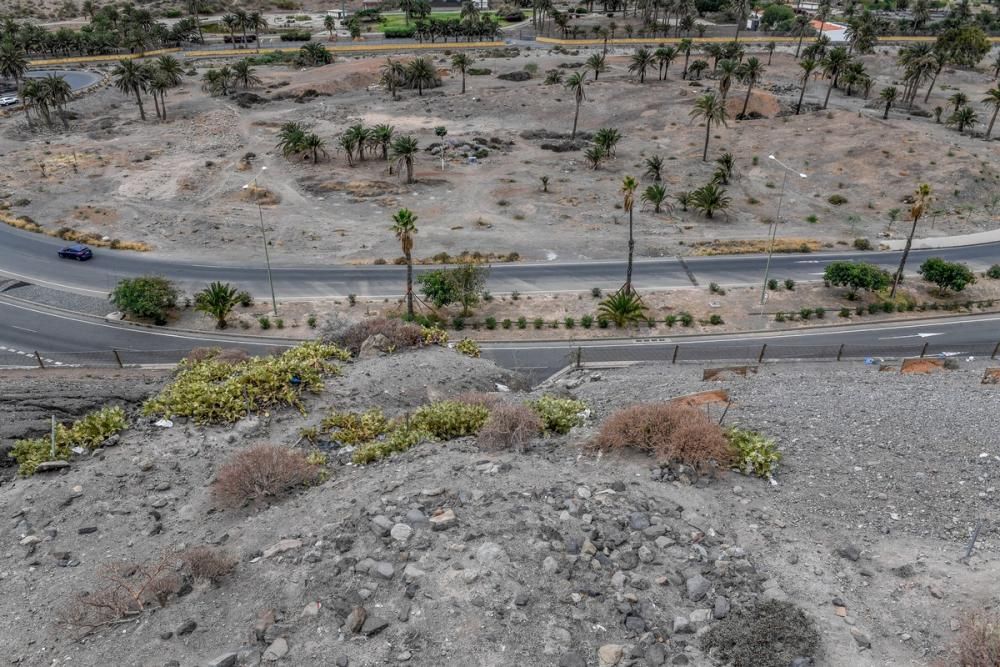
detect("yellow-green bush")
(321, 408), (390, 444)
(142, 342), (350, 424)
(410, 401), (489, 440)
(421, 326), (449, 346)
(530, 396), (587, 434)
(351, 425), (431, 464)
(10, 405), (129, 476)
(727, 428), (781, 478)
(455, 338), (481, 358)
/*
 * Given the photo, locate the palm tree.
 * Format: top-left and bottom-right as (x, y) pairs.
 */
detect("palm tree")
(381, 57), (405, 100)
(765, 41), (776, 66)
(690, 183), (730, 218)
(276, 121), (307, 157)
(156, 55), (183, 87)
(195, 282), (240, 328)
(620, 175), (638, 294)
(793, 15), (810, 59)
(983, 88), (1000, 140)
(299, 42), (332, 66)
(644, 155), (664, 181)
(594, 127), (622, 157)
(112, 58), (150, 120)
(737, 56), (764, 117)
(584, 146), (605, 169)
(0, 39), (28, 91)
(586, 52), (607, 81)
(248, 11), (268, 46)
(232, 60), (261, 89)
(729, 0), (751, 42)
(891, 183), (931, 298)
(391, 135), (419, 183)
(339, 133), (358, 166)
(303, 133), (327, 162)
(598, 292), (647, 327)
(233, 8), (249, 48)
(324, 14), (337, 40)
(406, 57), (436, 96)
(565, 71), (588, 140)
(717, 59), (738, 100)
(714, 152), (737, 184)
(948, 91), (968, 114)
(41, 74), (72, 128)
(679, 38), (693, 80)
(147, 73), (169, 121)
(372, 123), (395, 161)
(221, 13), (239, 46)
(946, 105), (977, 134)
(688, 59), (709, 80)
(642, 183), (668, 213)
(880, 86), (897, 120)
(796, 57), (818, 115)
(821, 46), (850, 109)
(392, 208), (418, 318)
(675, 191), (692, 211)
(628, 47), (655, 83)
(451, 53), (473, 94)
(689, 92), (728, 161)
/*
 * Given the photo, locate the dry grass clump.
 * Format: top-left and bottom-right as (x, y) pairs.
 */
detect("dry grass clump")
(592, 403), (732, 474)
(452, 391), (507, 410)
(691, 238), (821, 256)
(478, 403), (542, 451)
(941, 610), (1000, 667)
(214, 445), (320, 508)
(176, 546), (237, 584)
(241, 183), (281, 205)
(328, 317), (425, 356)
(0, 210), (152, 251)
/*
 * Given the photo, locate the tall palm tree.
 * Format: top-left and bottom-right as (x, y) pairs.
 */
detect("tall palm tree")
(765, 41), (776, 66)
(147, 72), (169, 120)
(112, 58), (150, 120)
(820, 46), (850, 109)
(406, 57), (436, 96)
(641, 183), (668, 213)
(451, 52), (473, 94)
(233, 8), (249, 48)
(737, 56), (764, 117)
(194, 282), (240, 328)
(248, 11), (267, 47)
(793, 15), (810, 59)
(679, 38), (693, 79)
(586, 52), (607, 81)
(391, 208), (418, 318)
(381, 57), (405, 100)
(620, 175), (638, 294)
(654, 45), (677, 80)
(0, 39), (28, 91)
(41, 74), (72, 128)
(717, 59), (738, 100)
(221, 13), (239, 46)
(391, 135), (419, 183)
(891, 183), (931, 298)
(232, 59), (261, 89)
(324, 14), (337, 40)
(565, 71), (588, 140)
(796, 57), (818, 115)
(690, 92), (728, 161)
(688, 59), (709, 80)
(983, 88), (1000, 140)
(880, 85), (898, 119)
(628, 47), (655, 83)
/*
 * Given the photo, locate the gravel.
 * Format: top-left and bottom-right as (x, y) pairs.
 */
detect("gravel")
(4, 282), (114, 316)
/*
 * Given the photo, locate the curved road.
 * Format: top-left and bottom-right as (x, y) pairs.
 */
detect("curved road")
(24, 69), (102, 91)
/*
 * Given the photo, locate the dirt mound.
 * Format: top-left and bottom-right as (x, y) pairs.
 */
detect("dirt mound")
(900, 358), (945, 374)
(725, 90), (781, 118)
(262, 59), (381, 97)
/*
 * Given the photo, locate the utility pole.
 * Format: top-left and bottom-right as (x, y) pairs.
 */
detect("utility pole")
(760, 154), (807, 306)
(244, 166), (278, 316)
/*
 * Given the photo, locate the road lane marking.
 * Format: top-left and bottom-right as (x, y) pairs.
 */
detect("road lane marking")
(11, 325), (38, 333)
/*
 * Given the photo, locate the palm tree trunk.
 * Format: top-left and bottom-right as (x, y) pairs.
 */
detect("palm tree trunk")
(682, 51), (690, 79)
(405, 251), (414, 317)
(890, 215), (920, 298)
(767, 49), (773, 65)
(734, 17), (742, 42)
(624, 208), (634, 293)
(133, 87), (146, 120)
(152, 92), (161, 120)
(702, 120), (710, 160)
(987, 106), (998, 140)
(796, 80), (807, 115)
(160, 91), (167, 120)
(923, 65), (941, 104)
(572, 99), (581, 139)
(741, 82), (753, 117)
(461, 70), (466, 94)
(883, 100), (891, 120)
(406, 158), (413, 183)
(795, 32), (804, 58)
(823, 80), (834, 109)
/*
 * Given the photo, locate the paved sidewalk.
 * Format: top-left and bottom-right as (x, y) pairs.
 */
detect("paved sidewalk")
(883, 227), (1000, 251)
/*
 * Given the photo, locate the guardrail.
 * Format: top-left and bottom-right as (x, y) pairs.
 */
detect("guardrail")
(0, 346), (290, 369)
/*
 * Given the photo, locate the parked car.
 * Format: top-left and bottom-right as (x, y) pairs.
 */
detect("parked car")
(0, 96), (18, 107)
(57, 244), (93, 260)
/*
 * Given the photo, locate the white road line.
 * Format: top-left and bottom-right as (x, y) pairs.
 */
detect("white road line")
(11, 325), (38, 333)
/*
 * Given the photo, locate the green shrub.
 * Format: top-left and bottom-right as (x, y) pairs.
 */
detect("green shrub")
(679, 312), (694, 327)
(411, 401), (490, 439)
(485, 316), (497, 330)
(11, 438), (72, 477)
(665, 314), (677, 327)
(383, 25), (417, 38)
(517, 316), (527, 329)
(110, 275), (178, 324)
(307, 315), (317, 328)
(708, 314), (724, 325)
(827, 194), (847, 205)
(987, 264), (1000, 279)
(275, 318), (284, 329)
(882, 301), (895, 313)
(456, 338), (481, 358)
(591, 287), (602, 298)
(727, 428), (782, 478)
(529, 396), (587, 434)
(258, 316), (271, 329)
(799, 308), (812, 320)
(452, 316), (465, 330)
(814, 307), (825, 319)
(564, 316), (575, 329)
(775, 311), (785, 322)
(321, 408), (390, 444)
(142, 343), (349, 424)
(533, 317), (544, 329)
(839, 307), (851, 318)
(868, 303), (880, 314)
(853, 238), (872, 250)
(279, 29), (312, 41)
(709, 282), (725, 295)
(581, 314), (594, 328)
(597, 316), (609, 328)
(501, 318), (512, 329)
(10, 405), (128, 476)
(352, 425), (429, 464)
(784, 279), (795, 290)
(237, 291), (254, 307)
(767, 279), (779, 290)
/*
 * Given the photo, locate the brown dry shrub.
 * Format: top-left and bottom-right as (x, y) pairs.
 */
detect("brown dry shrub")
(214, 445), (319, 508)
(177, 546), (237, 583)
(942, 610), (1000, 667)
(478, 403), (542, 451)
(592, 403), (732, 473)
(328, 317), (424, 356)
(453, 391), (506, 410)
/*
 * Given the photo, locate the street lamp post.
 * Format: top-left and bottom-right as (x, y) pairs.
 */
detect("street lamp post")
(243, 166), (278, 317)
(760, 154), (807, 306)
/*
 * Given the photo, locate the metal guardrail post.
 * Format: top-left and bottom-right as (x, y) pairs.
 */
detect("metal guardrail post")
(574, 346), (582, 369)
(919, 342), (929, 358)
(757, 344), (767, 363)
(993, 341), (1000, 360)
(34, 351), (45, 369)
(836, 343), (844, 361)
(672, 345), (679, 364)
(113, 349), (124, 368)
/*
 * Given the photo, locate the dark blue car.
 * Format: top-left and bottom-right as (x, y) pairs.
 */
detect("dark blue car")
(58, 244), (93, 261)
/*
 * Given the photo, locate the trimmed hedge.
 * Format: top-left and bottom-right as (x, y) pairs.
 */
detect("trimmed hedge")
(384, 26), (417, 38)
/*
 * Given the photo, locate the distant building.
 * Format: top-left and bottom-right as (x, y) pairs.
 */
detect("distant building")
(810, 19), (848, 42)
(361, 0), (382, 9)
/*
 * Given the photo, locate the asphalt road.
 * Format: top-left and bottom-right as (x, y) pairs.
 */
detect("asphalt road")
(24, 70), (102, 91)
(2, 223), (998, 300)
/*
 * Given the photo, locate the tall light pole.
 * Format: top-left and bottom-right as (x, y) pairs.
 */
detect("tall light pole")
(243, 166), (278, 317)
(759, 154), (807, 306)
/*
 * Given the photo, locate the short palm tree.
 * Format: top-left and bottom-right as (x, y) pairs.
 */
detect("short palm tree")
(880, 85), (898, 120)
(946, 105), (977, 134)
(584, 145), (605, 169)
(689, 92), (728, 161)
(983, 88), (1000, 140)
(594, 127), (622, 158)
(598, 292), (647, 327)
(737, 56), (765, 118)
(451, 53), (473, 94)
(585, 52), (607, 81)
(675, 191), (692, 212)
(276, 121), (306, 157)
(688, 59), (709, 80)
(372, 123), (395, 160)
(948, 91), (968, 114)
(406, 57), (436, 96)
(717, 59), (738, 100)
(299, 42), (332, 66)
(644, 155), (664, 182)
(391, 135), (419, 183)
(112, 58), (151, 120)
(195, 281), (241, 329)
(565, 71), (588, 140)
(232, 59), (261, 89)
(641, 183), (668, 213)
(391, 208), (418, 318)
(324, 14), (337, 39)
(621, 175), (638, 294)
(690, 183), (730, 218)
(303, 132), (327, 162)
(765, 41), (776, 65)
(628, 47), (655, 83)
(796, 57), (818, 115)
(713, 152), (737, 184)
(381, 57), (405, 100)
(339, 133), (358, 166)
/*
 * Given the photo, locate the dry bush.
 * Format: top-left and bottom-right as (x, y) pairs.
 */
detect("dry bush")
(478, 403), (542, 451)
(214, 445), (320, 508)
(592, 403), (732, 474)
(58, 557), (182, 635)
(326, 317), (424, 356)
(453, 391), (506, 410)
(943, 610), (1000, 667)
(177, 546), (237, 584)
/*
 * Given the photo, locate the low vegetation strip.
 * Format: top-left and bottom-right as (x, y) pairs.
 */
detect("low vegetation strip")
(27, 48), (182, 66)
(184, 41), (505, 59)
(0, 210), (151, 252)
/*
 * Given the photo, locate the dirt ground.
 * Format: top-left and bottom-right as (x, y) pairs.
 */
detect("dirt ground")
(2, 44), (999, 266)
(1, 348), (998, 666)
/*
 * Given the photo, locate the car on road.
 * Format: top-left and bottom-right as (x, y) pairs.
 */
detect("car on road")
(0, 95), (18, 107)
(57, 244), (93, 260)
